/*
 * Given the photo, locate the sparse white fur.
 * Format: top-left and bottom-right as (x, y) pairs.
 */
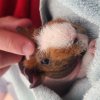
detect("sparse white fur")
(35, 22), (77, 50)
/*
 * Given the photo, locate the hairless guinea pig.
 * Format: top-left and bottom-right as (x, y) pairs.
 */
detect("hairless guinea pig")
(19, 19), (96, 88)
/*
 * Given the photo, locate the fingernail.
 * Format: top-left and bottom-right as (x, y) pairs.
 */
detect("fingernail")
(23, 42), (34, 56)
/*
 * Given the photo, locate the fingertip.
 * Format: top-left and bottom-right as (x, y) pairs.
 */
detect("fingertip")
(22, 41), (35, 56)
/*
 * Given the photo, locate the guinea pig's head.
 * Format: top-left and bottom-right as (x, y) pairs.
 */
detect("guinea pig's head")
(19, 19), (88, 88)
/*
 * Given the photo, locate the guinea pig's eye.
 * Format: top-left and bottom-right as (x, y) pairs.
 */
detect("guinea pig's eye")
(40, 58), (50, 65)
(74, 38), (78, 44)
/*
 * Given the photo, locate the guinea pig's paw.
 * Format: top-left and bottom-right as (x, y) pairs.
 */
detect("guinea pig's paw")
(33, 85), (62, 100)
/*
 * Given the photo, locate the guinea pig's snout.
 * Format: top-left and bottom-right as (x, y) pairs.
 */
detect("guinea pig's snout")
(19, 56), (43, 88)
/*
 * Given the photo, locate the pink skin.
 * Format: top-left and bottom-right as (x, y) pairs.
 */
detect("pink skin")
(0, 16), (35, 76)
(0, 93), (14, 100)
(0, 92), (6, 100)
(42, 33), (96, 96)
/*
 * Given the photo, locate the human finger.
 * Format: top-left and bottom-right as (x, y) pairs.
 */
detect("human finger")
(0, 16), (33, 31)
(0, 51), (21, 68)
(0, 29), (34, 56)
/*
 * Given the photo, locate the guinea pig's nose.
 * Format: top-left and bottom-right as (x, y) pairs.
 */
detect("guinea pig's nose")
(19, 56), (42, 88)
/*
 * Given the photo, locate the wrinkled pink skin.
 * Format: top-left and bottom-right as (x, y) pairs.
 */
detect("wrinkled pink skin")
(42, 34), (96, 96)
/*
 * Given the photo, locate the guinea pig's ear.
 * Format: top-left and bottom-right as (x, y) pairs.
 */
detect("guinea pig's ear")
(72, 23), (87, 34)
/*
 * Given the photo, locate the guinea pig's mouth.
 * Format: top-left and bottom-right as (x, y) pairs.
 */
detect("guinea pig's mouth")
(19, 57), (43, 88)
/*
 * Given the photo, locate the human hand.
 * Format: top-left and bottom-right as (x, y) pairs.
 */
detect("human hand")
(0, 16), (35, 76)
